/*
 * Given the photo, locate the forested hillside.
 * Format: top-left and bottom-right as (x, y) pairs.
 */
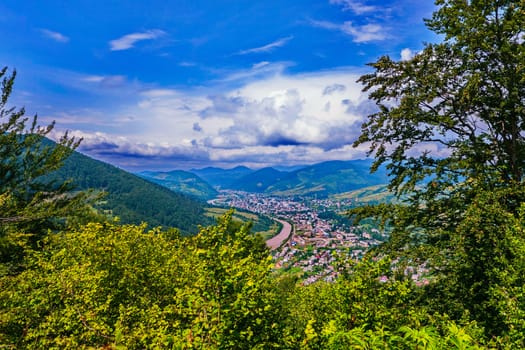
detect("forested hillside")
(49, 150), (213, 234)
(229, 167), (287, 192)
(267, 160), (388, 197)
(138, 169), (218, 200)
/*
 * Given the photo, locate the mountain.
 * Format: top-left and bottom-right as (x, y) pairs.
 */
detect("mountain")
(272, 165), (307, 172)
(190, 166), (253, 188)
(49, 151), (213, 234)
(266, 160), (389, 197)
(332, 184), (395, 205)
(229, 167), (287, 193)
(139, 159), (389, 199)
(138, 170), (218, 200)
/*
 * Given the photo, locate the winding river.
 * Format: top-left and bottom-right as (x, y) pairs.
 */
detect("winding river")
(266, 219), (292, 250)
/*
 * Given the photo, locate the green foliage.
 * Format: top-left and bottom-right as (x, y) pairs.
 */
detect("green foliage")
(0, 212), (283, 349)
(357, 1), (525, 196)
(0, 207), (490, 349)
(50, 151), (213, 234)
(139, 169), (218, 200)
(0, 67), (96, 275)
(278, 257), (484, 349)
(352, 0), (525, 343)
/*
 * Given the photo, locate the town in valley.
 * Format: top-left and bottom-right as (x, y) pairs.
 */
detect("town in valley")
(211, 190), (389, 284)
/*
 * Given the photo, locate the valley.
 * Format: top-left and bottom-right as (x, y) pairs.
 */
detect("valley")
(51, 146), (393, 282)
(212, 190), (389, 284)
(133, 159), (394, 282)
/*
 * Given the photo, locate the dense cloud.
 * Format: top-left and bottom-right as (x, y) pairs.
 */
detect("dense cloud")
(57, 69), (378, 170)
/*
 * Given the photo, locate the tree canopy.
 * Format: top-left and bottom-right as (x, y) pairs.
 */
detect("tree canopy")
(0, 67), (96, 275)
(357, 1), (525, 197)
(353, 0), (525, 342)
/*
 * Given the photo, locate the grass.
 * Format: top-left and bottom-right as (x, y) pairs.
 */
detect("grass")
(205, 207), (281, 238)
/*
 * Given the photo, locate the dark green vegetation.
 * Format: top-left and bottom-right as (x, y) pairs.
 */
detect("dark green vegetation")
(50, 151), (213, 234)
(205, 207), (281, 239)
(138, 169), (218, 200)
(351, 0), (525, 345)
(0, 67), (97, 276)
(2, 1), (525, 348)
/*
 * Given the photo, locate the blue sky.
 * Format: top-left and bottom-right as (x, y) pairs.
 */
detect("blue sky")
(1, 0), (437, 170)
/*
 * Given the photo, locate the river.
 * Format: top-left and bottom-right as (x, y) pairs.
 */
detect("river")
(266, 219), (292, 250)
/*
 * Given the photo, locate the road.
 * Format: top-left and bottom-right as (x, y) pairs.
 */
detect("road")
(266, 219), (292, 250)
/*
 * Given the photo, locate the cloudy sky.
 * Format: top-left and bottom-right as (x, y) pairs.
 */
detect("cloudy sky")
(1, 0), (437, 170)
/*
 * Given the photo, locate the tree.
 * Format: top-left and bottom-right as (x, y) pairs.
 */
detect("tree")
(0, 67), (94, 274)
(0, 213), (284, 349)
(352, 0), (525, 341)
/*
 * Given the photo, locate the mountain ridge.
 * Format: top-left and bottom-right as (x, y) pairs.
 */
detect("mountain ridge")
(156, 159), (389, 197)
(49, 150), (213, 234)
(138, 170), (218, 200)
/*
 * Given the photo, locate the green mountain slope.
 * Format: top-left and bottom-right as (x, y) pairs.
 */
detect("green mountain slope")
(229, 167), (287, 193)
(267, 160), (389, 197)
(49, 151), (213, 234)
(332, 184), (395, 205)
(138, 170), (218, 200)
(190, 166), (253, 188)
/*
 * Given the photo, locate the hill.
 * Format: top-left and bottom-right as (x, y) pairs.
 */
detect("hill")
(190, 166), (252, 189)
(49, 151), (213, 234)
(138, 170), (217, 200)
(138, 159), (389, 199)
(205, 207), (281, 239)
(229, 167), (287, 193)
(332, 184), (395, 205)
(266, 160), (389, 197)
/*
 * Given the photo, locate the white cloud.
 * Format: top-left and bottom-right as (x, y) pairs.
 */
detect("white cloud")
(329, 0), (378, 14)
(204, 71), (369, 149)
(83, 75), (127, 87)
(50, 67), (375, 169)
(309, 20), (340, 31)
(252, 61), (270, 69)
(109, 29), (166, 51)
(214, 61), (291, 84)
(310, 20), (387, 43)
(341, 22), (386, 42)
(40, 29), (69, 43)
(400, 48), (414, 61)
(323, 83), (346, 95)
(124, 69), (371, 153)
(70, 130), (210, 161)
(237, 36), (293, 55)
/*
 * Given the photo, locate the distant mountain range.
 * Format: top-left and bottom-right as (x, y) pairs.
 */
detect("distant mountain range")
(229, 167), (287, 193)
(139, 159), (389, 199)
(190, 166), (252, 189)
(242, 160), (388, 197)
(43, 138), (391, 235)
